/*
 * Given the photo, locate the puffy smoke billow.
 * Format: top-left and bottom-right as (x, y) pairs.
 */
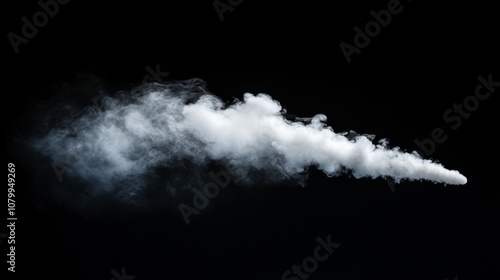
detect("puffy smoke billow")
(32, 78), (467, 198)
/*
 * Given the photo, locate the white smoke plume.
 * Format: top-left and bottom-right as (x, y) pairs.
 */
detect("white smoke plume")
(32, 78), (467, 196)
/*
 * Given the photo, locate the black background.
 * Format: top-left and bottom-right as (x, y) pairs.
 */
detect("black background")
(4, 0), (499, 279)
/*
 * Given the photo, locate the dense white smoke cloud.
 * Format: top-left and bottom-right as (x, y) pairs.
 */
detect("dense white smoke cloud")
(33, 78), (467, 195)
